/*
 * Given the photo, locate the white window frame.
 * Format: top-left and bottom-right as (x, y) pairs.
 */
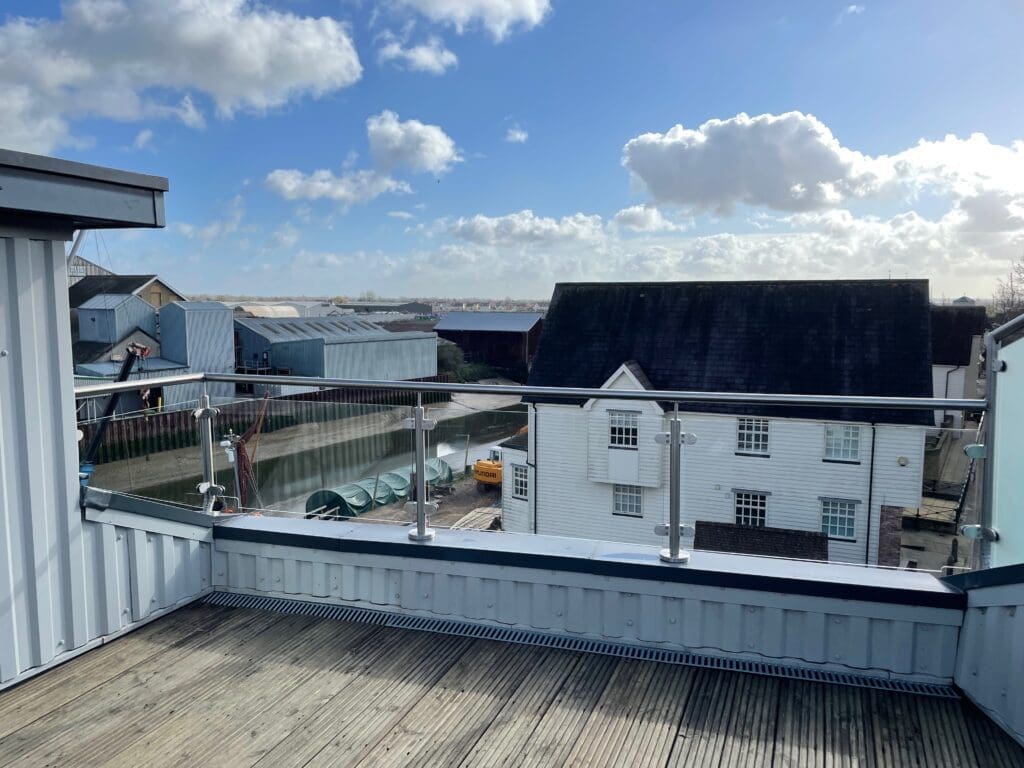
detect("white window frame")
(736, 417), (770, 456)
(512, 464), (528, 500)
(824, 424), (861, 462)
(733, 490), (768, 527)
(820, 497), (858, 539)
(608, 410), (639, 449)
(612, 484), (643, 517)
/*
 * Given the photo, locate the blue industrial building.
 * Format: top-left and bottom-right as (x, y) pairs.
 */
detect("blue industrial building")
(234, 316), (437, 383)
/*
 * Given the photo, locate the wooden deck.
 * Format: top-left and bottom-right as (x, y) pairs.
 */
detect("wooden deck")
(0, 602), (1021, 767)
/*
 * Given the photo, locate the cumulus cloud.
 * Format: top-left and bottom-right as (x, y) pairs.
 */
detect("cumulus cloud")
(377, 31), (457, 74)
(391, 0), (551, 41)
(449, 209), (605, 245)
(622, 110), (1024, 256)
(132, 128), (153, 150)
(266, 169), (410, 206)
(367, 110), (462, 174)
(505, 125), (529, 144)
(266, 109), (458, 207)
(612, 205), (686, 233)
(0, 0), (361, 153)
(622, 112), (884, 214)
(388, 210), (416, 220)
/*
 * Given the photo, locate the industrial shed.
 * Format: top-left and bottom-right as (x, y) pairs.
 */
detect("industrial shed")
(160, 301), (235, 405)
(434, 311), (544, 377)
(234, 316), (437, 382)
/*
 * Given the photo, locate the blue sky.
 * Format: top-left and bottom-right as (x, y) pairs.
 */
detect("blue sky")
(3, 1), (1023, 299)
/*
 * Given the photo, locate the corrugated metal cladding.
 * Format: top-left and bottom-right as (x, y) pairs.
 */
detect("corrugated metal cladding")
(160, 301), (234, 406)
(955, 581), (1024, 746)
(236, 316), (437, 380)
(77, 293), (157, 344)
(212, 539), (963, 684)
(0, 236), (210, 689)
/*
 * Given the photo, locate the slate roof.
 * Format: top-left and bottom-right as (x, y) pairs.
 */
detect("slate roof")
(526, 280), (934, 424)
(68, 275), (156, 308)
(931, 305), (987, 366)
(435, 311), (543, 333)
(499, 432), (529, 452)
(693, 521), (829, 561)
(72, 328), (159, 366)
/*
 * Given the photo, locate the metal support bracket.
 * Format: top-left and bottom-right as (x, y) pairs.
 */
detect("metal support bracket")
(403, 417), (437, 431)
(654, 523), (695, 538)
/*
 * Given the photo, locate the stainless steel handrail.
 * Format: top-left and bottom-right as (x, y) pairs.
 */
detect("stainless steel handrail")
(73, 371), (988, 412)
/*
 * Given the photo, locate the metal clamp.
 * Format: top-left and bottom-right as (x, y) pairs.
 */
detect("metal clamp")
(654, 523), (695, 538)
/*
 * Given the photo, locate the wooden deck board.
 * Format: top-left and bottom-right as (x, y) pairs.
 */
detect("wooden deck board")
(0, 605), (1021, 768)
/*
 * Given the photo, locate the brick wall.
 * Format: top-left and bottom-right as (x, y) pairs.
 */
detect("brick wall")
(877, 505), (904, 566)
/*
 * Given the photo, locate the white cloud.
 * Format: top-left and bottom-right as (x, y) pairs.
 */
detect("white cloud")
(367, 110), (462, 174)
(836, 4), (865, 24)
(612, 205), (686, 233)
(391, 0), (551, 41)
(377, 31), (457, 74)
(622, 111), (885, 214)
(176, 194), (245, 242)
(388, 210), (416, 219)
(0, 0), (362, 153)
(622, 111), (1024, 248)
(505, 125), (529, 144)
(272, 222), (301, 249)
(448, 209), (605, 245)
(266, 109), (458, 208)
(132, 128), (154, 150)
(265, 168), (410, 206)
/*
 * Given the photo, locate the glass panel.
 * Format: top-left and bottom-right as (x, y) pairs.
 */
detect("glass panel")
(77, 381), (984, 573)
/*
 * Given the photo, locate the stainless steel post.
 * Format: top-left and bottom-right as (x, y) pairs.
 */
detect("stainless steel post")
(665, 415), (682, 561)
(656, 406), (693, 564)
(194, 393), (223, 514)
(406, 393), (435, 541)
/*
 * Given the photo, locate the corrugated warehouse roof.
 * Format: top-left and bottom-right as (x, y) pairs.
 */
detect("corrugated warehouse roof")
(235, 316), (433, 344)
(78, 293), (137, 310)
(170, 301), (228, 311)
(526, 279), (934, 425)
(435, 311), (543, 333)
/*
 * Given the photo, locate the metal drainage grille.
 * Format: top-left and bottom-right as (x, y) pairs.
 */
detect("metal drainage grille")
(203, 591), (957, 699)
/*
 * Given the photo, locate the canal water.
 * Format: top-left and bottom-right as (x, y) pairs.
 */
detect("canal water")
(133, 403), (528, 513)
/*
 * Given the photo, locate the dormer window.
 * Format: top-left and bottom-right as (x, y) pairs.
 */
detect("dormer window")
(608, 411), (639, 449)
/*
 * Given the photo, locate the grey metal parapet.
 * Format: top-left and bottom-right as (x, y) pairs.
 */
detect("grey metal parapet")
(0, 148), (168, 229)
(73, 370), (987, 412)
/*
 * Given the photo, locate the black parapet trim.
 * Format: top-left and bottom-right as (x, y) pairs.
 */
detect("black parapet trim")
(942, 562), (1024, 591)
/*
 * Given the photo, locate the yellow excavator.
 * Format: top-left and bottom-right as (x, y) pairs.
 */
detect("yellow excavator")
(472, 426), (527, 492)
(473, 448), (503, 492)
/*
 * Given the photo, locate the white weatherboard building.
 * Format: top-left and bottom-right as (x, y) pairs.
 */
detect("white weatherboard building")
(502, 280), (934, 565)
(930, 305), (987, 429)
